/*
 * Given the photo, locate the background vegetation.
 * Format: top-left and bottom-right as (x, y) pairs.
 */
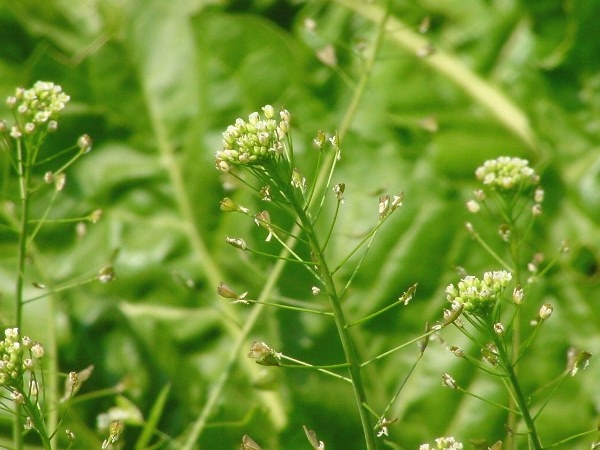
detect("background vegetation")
(0, 0), (599, 448)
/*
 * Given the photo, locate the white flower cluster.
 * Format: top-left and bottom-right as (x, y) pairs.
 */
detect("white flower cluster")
(419, 436), (463, 449)
(0, 328), (44, 386)
(445, 270), (512, 317)
(6, 81), (70, 137)
(215, 105), (290, 172)
(475, 156), (539, 190)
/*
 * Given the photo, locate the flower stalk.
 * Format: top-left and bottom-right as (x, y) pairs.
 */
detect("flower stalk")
(215, 105), (386, 448)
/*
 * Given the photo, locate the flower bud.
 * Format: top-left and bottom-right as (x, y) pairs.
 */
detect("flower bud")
(378, 194), (390, 219)
(494, 322), (505, 335)
(313, 130), (326, 149)
(333, 183), (345, 201)
(539, 303), (553, 320)
(391, 193), (404, 211)
(98, 266), (116, 283)
(77, 134), (93, 153)
(261, 105), (274, 119)
(10, 126), (22, 139)
(512, 286), (524, 305)
(466, 199), (480, 213)
(441, 373), (457, 389)
(534, 188), (544, 203)
(31, 342), (44, 359)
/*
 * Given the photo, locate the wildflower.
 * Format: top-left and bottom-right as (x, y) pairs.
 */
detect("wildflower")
(77, 134), (93, 153)
(498, 224), (510, 242)
(215, 106), (290, 172)
(23, 358), (34, 371)
(534, 187), (544, 203)
(512, 287), (524, 305)
(333, 183), (345, 201)
(31, 342), (44, 359)
(445, 271), (512, 317)
(8, 81), (70, 130)
(538, 303), (553, 320)
(475, 156), (539, 191)
(10, 126), (22, 139)
(466, 199), (480, 213)
(378, 195), (390, 218)
(12, 391), (24, 405)
(378, 192), (404, 219)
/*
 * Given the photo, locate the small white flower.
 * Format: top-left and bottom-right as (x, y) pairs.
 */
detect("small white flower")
(539, 303), (553, 320)
(466, 199), (480, 213)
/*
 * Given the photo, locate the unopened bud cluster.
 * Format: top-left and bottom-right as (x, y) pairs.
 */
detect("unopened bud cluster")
(445, 270), (512, 317)
(0, 328), (44, 388)
(468, 156), (544, 216)
(215, 105), (290, 172)
(475, 156), (539, 191)
(5, 81), (70, 137)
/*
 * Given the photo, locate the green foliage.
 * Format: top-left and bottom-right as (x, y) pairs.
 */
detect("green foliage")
(0, 0), (599, 449)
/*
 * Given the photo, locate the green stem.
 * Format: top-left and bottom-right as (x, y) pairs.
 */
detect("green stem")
(495, 335), (542, 450)
(46, 296), (59, 449)
(15, 138), (28, 331)
(23, 392), (52, 450)
(296, 205), (378, 450)
(14, 139), (30, 450)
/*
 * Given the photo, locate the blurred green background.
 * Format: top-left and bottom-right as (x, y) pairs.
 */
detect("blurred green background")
(0, 0), (599, 448)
